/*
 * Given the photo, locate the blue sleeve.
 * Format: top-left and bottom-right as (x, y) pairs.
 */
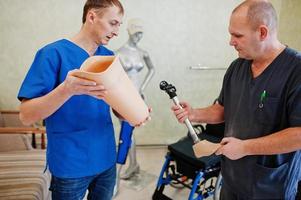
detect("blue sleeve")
(18, 47), (60, 101)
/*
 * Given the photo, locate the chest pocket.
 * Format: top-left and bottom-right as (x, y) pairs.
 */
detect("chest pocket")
(255, 97), (281, 126)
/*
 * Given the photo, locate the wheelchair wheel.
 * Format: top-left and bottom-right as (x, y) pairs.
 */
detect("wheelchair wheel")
(213, 172), (222, 200)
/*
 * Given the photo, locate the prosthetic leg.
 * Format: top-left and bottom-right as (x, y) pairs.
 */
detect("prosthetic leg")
(116, 121), (135, 165)
(120, 135), (140, 179)
(160, 81), (220, 157)
(116, 121), (140, 179)
(153, 81), (223, 200)
(114, 121), (134, 197)
(114, 121), (140, 197)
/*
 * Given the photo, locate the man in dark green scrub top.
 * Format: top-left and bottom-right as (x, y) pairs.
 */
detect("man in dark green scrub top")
(172, 1), (301, 199)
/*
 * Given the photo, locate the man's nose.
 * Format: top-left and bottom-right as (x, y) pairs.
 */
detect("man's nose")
(229, 36), (236, 46)
(112, 28), (119, 37)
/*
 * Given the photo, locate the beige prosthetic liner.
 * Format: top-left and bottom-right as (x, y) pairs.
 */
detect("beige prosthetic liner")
(73, 56), (149, 126)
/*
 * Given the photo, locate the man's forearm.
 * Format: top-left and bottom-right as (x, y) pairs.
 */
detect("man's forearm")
(191, 104), (224, 124)
(244, 127), (301, 155)
(19, 83), (71, 126)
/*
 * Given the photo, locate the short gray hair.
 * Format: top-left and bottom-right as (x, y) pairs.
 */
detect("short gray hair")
(233, 0), (278, 32)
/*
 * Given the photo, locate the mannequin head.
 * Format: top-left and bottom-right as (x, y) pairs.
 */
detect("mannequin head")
(127, 18), (143, 44)
(129, 32), (143, 44)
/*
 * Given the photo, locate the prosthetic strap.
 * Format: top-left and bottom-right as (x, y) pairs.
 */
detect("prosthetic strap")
(116, 121), (135, 164)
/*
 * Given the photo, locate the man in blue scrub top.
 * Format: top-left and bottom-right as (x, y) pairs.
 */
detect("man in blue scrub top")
(18, 0), (126, 199)
(172, 1), (301, 199)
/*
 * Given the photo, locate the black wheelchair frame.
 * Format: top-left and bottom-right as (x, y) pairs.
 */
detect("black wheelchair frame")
(153, 124), (224, 200)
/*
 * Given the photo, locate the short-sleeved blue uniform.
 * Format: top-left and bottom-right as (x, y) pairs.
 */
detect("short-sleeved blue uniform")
(218, 47), (301, 199)
(18, 39), (116, 178)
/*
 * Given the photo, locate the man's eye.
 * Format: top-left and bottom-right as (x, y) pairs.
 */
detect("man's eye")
(110, 21), (119, 26)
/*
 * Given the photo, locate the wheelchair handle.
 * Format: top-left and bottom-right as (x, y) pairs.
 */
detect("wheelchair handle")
(160, 81), (200, 144)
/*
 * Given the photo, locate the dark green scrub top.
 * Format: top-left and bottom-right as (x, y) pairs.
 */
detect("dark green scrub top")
(218, 47), (301, 199)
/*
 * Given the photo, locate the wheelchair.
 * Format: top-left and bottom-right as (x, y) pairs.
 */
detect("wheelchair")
(152, 123), (224, 200)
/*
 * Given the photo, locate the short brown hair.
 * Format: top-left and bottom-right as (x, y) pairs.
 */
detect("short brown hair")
(82, 0), (124, 24)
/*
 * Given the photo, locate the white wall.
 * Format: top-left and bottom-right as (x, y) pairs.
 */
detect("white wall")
(278, 0), (301, 50)
(0, 0), (299, 144)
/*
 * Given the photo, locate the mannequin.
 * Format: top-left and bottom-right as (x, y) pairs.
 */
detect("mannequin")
(114, 18), (155, 194)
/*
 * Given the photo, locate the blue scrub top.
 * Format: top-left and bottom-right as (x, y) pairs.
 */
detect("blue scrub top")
(18, 39), (116, 178)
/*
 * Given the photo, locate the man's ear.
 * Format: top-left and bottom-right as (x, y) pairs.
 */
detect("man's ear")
(86, 10), (97, 24)
(258, 25), (268, 41)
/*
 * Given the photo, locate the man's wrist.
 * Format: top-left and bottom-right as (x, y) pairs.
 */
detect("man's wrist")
(58, 82), (73, 98)
(242, 140), (252, 156)
(189, 109), (196, 122)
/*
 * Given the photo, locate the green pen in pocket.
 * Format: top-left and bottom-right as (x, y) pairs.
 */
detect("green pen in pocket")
(259, 90), (267, 108)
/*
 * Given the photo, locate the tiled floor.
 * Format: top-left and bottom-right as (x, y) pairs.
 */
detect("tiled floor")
(113, 146), (216, 200)
(114, 146), (167, 200)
